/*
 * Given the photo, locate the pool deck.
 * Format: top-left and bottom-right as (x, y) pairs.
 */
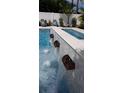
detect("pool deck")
(39, 26), (84, 56)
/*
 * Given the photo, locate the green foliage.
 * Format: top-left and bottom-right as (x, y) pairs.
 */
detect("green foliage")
(78, 14), (84, 29)
(63, 5), (72, 14)
(80, 8), (84, 14)
(39, 0), (72, 13)
(40, 19), (45, 26)
(59, 18), (64, 27)
(39, 0), (83, 14)
(72, 17), (77, 27)
(63, 5), (72, 27)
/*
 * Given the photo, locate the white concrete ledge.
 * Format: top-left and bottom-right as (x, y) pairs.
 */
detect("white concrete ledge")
(51, 27), (84, 55)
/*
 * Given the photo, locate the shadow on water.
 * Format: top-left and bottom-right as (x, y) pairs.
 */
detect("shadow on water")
(57, 75), (70, 93)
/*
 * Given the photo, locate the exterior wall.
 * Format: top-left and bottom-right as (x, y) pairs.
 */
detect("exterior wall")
(39, 12), (82, 26)
(51, 28), (84, 93)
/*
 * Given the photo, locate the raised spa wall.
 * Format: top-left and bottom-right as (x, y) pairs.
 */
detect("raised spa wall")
(50, 28), (84, 93)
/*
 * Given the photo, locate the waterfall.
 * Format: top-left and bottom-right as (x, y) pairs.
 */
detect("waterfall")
(49, 38), (54, 47)
(54, 48), (60, 62)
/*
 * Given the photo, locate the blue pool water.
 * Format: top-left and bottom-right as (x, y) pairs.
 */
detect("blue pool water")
(62, 29), (84, 39)
(39, 29), (69, 93)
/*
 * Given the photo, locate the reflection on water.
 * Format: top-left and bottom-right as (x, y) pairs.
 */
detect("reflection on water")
(43, 49), (50, 54)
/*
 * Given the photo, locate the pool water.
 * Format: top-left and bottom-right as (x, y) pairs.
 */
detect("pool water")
(62, 29), (84, 39)
(39, 29), (69, 93)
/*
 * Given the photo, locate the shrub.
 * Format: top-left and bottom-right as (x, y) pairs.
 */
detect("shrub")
(40, 19), (44, 22)
(59, 18), (64, 27)
(40, 19), (45, 26)
(44, 20), (47, 26)
(48, 20), (52, 26)
(79, 22), (84, 29)
(78, 15), (84, 29)
(53, 20), (58, 26)
(39, 21), (41, 26)
(72, 17), (77, 27)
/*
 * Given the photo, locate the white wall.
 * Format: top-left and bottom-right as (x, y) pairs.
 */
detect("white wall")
(39, 12), (82, 26)
(50, 28), (84, 93)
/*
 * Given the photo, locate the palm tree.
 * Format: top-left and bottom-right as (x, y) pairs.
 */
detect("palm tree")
(76, 0), (84, 13)
(72, 0), (74, 9)
(39, 0), (73, 26)
(63, 5), (72, 26)
(39, 0), (72, 13)
(76, 0), (79, 13)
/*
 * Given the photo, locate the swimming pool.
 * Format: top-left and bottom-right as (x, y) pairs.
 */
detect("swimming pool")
(39, 29), (69, 93)
(62, 29), (84, 39)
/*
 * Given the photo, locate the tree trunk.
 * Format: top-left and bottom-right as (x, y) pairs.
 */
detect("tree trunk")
(67, 15), (70, 27)
(72, 0), (74, 9)
(76, 0), (79, 13)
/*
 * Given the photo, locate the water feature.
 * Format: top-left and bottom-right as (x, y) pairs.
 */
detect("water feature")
(39, 29), (69, 93)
